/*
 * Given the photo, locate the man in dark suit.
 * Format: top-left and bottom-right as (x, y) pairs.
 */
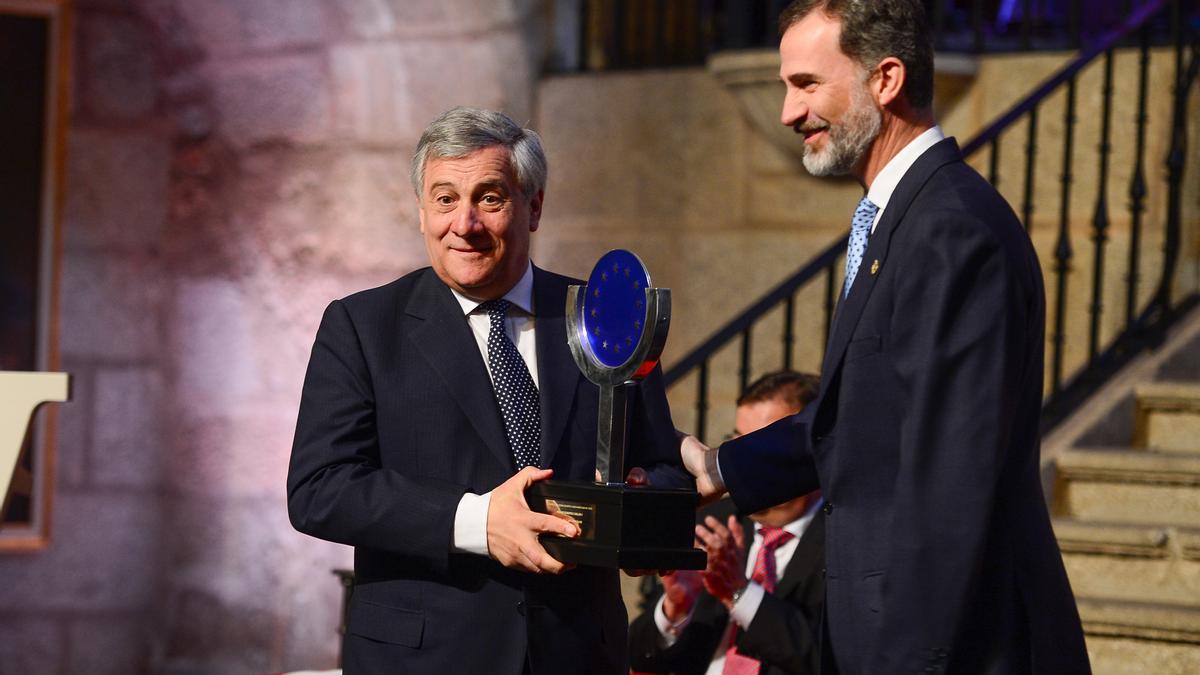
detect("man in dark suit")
(287, 106), (687, 674)
(681, 2), (1090, 673)
(630, 371), (824, 675)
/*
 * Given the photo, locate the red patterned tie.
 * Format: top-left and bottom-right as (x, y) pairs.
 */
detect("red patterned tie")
(723, 526), (795, 675)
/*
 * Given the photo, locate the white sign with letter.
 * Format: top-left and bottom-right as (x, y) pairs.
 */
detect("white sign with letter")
(0, 371), (69, 503)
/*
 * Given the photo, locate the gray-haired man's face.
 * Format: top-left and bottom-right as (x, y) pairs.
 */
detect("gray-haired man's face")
(418, 145), (543, 301)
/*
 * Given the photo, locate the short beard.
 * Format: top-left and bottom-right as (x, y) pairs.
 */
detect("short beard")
(801, 80), (882, 177)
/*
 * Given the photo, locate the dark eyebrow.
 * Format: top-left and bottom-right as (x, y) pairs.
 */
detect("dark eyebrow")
(787, 72), (820, 85)
(473, 180), (510, 195)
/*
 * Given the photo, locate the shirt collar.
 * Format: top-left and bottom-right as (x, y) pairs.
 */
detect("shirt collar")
(449, 261), (535, 317)
(866, 125), (945, 211)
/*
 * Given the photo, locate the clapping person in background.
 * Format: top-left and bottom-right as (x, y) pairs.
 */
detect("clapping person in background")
(630, 371), (824, 674)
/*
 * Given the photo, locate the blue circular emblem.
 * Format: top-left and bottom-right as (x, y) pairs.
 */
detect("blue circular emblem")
(581, 250), (651, 369)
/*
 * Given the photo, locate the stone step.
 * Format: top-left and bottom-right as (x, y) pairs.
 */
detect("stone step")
(1080, 597), (1200, 642)
(1054, 448), (1200, 527)
(1079, 598), (1200, 673)
(1135, 382), (1200, 453)
(1053, 518), (1200, 607)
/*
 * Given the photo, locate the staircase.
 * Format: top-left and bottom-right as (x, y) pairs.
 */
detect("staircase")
(1050, 326), (1200, 671)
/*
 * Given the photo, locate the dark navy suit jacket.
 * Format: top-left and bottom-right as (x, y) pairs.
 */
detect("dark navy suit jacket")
(719, 139), (1090, 674)
(287, 266), (687, 674)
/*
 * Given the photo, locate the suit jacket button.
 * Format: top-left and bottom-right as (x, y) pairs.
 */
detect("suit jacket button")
(820, 567), (826, 578)
(823, 502), (834, 515)
(517, 600), (526, 616)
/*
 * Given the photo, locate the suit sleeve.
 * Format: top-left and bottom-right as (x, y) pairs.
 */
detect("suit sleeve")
(628, 594), (727, 674)
(286, 300), (465, 575)
(719, 410), (820, 515)
(870, 211), (1033, 671)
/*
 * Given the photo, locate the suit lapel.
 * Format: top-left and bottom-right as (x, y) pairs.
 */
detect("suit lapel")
(819, 138), (964, 379)
(404, 270), (513, 470)
(533, 267), (582, 468)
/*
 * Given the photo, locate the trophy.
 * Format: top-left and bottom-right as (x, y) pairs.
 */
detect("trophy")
(525, 250), (706, 570)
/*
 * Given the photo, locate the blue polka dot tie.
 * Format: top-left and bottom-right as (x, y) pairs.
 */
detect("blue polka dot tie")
(844, 196), (878, 298)
(481, 299), (541, 469)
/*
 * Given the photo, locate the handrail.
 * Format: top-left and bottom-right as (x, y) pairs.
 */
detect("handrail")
(663, 0), (1196, 439)
(663, 240), (843, 387)
(1149, 2), (1199, 315)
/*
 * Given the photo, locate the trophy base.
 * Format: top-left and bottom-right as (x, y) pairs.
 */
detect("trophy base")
(525, 480), (707, 570)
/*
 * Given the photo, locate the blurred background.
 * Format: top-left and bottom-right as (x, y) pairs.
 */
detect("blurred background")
(0, 0), (1197, 672)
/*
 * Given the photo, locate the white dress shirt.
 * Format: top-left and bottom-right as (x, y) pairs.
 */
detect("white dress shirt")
(653, 498), (824, 673)
(449, 262), (538, 555)
(866, 125), (946, 234)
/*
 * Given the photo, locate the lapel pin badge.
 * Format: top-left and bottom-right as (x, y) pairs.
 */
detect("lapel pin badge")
(870, 259), (880, 275)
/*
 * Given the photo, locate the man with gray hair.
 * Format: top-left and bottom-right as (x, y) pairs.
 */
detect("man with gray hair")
(681, 1), (1090, 673)
(289, 107), (687, 673)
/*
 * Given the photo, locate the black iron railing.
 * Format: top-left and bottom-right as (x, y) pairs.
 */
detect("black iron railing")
(662, 0), (1199, 441)
(570, 0), (1180, 72)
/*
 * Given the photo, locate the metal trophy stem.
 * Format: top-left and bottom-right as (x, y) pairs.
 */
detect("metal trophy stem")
(595, 383), (630, 485)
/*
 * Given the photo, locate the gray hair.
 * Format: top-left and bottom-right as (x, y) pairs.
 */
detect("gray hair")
(410, 107), (548, 199)
(778, 0), (934, 110)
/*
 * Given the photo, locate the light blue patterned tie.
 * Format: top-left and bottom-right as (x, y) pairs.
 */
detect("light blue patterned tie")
(843, 197), (878, 297)
(481, 299), (541, 469)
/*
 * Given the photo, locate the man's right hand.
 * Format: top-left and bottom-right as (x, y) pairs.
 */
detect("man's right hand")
(680, 434), (726, 504)
(486, 467), (580, 574)
(661, 569), (703, 622)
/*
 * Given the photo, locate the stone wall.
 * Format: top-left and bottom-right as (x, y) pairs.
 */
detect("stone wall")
(0, 0), (552, 672)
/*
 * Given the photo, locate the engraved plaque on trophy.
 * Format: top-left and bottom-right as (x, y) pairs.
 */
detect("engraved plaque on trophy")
(524, 250), (706, 570)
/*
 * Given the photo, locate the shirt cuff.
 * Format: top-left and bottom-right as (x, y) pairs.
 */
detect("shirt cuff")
(452, 490), (492, 555)
(653, 594), (694, 648)
(728, 582), (766, 630)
